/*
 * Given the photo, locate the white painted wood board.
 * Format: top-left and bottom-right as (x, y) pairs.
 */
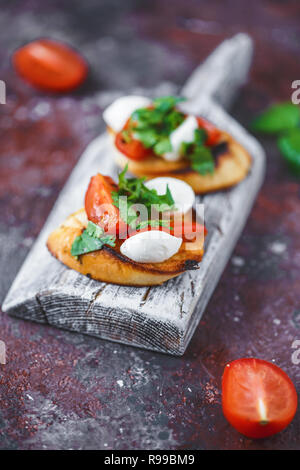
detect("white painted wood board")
(2, 34), (266, 355)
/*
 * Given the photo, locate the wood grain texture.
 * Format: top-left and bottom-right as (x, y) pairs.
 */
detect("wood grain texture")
(2, 34), (265, 355)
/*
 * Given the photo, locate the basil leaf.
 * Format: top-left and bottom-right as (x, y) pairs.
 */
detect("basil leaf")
(181, 129), (215, 175)
(128, 96), (185, 156)
(194, 128), (207, 145)
(153, 96), (186, 112)
(278, 128), (300, 175)
(153, 137), (172, 155)
(190, 146), (215, 175)
(71, 222), (115, 257)
(191, 158), (215, 175)
(112, 168), (175, 229)
(132, 128), (158, 148)
(252, 102), (300, 134)
(85, 220), (104, 238)
(165, 109), (186, 132)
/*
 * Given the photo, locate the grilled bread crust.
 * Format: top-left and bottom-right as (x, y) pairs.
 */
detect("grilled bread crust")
(109, 128), (251, 194)
(47, 209), (204, 286)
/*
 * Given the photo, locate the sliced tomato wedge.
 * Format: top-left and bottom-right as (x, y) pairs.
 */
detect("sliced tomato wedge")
(196, 117), (221, 146)
(13, 39), (88, 92)
(222, 358), (298, 439)
(85, 173), (127, 236)
(115, 131), (151, 161)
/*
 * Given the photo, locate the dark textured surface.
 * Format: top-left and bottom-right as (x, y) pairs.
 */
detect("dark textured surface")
(0, 0), (300, 450)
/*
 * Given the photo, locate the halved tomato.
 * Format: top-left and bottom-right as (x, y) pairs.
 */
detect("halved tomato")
(222, 358), (298, 439)
(85, 173), (127, 236)
(115, 131), (151, 161)
(13, 39), (88, 92)
(196, 117), (221, 146)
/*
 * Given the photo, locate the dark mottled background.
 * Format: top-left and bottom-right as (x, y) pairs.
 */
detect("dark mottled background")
(0, 0), (300, 450)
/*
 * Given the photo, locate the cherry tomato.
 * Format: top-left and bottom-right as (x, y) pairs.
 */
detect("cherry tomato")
(85, 174), (127, 236)
(196, 117), (221, 146)
(13, 39), (88, 92)
(115, 131), (151, 161)
(222, 358), (298, 439)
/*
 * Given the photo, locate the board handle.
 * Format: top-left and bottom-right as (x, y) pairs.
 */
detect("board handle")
(181, 33), (253, 110)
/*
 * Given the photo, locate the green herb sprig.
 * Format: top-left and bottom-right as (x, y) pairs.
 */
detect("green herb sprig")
(122, 95), (217, 175)
(112, 165), (175, 229)
(123, 96), (186, 156)
(180, 128), (215, 175)
(71, 221), (116, 258)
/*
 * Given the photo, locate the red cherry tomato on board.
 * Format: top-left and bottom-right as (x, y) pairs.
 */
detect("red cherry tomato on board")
(13, 39), (88, 92)
(85, 173), (127, 236)
(222, 358), (298, 439)
(196, 117), (221, 146)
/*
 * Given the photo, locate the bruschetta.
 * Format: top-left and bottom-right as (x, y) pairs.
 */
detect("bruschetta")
(47, 169), (206, 286)
(103, 95), (251, 194)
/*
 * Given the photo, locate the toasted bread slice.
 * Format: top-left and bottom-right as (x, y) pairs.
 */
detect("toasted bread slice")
(109, 128), (251, 194)
(47, 209), (204, 286)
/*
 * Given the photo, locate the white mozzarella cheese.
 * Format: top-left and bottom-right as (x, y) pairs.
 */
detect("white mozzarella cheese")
(163, 115), (198, 161)
(145, 177), (195, 214)
(103, 95), (151, 132)
(120, 230), (182, 263)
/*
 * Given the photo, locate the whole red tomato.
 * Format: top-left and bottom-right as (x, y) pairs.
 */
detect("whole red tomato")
(13, 39), (88, 92)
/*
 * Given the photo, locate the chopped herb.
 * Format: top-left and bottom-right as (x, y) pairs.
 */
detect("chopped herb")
(85, 220), (104, 238)
(152, 95), (186, 111)
(127, 96), (185, 156)
(112, 165), (175, 228)
(153, 137), (172, 155)
(190, 147), (215, 175)
(181, 129), (215, 175)
(132, 128), (158, 148)
(194, 128), (207, 145)
(71, 221), (116, 258)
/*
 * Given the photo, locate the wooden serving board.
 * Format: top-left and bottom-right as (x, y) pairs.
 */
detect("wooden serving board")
(2, 34), (266, 355)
